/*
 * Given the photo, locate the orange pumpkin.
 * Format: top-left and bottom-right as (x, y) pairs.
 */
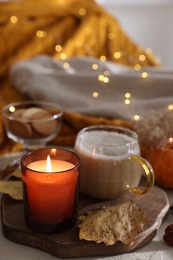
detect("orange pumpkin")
(142, 148), (173, 189)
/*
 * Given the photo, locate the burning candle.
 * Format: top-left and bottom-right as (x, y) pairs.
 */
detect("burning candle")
(21, 148), (80, 233)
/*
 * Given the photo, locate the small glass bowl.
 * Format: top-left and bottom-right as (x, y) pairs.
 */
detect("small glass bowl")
(2, 100), (63, 149)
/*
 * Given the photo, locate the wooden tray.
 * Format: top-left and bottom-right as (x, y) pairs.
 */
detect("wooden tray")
(1, 185), (169, 258)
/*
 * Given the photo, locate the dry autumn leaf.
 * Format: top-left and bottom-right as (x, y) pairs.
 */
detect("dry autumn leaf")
(0, 181), (23, 200)
(78, 201), (148, 247)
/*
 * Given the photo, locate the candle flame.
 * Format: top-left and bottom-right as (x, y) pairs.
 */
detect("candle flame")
(46, 155), (52, 172)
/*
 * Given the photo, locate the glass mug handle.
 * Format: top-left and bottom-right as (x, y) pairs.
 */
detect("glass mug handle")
(127, 155), (155, 195)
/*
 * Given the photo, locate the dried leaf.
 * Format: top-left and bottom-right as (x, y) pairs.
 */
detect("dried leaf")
(79, 201), (148, 247)
(0, 181), (23, 200)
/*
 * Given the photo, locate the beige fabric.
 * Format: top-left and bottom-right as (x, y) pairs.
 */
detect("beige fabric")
(11, 55), (173, 119)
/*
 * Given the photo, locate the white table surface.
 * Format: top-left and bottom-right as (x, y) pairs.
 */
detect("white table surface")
(0, 152), (173, 260)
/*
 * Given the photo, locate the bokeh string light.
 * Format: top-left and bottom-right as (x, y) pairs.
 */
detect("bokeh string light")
(7, 10), (173, 123)
(2, 0), (159, 73)
(0, 0), (165, 121)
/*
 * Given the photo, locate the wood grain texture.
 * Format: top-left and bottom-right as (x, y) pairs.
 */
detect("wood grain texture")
(1, 185), (169, 258)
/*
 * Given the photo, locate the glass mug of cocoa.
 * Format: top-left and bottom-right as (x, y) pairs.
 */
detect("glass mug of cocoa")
(74, 125), (154, 200)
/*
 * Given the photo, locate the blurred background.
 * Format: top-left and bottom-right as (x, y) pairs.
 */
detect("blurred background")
(97, 0), (173, 66)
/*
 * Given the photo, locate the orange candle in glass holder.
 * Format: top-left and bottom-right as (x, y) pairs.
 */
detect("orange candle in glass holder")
(21, 148), (80, 233)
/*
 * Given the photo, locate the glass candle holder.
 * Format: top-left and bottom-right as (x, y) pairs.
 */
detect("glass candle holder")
(21, 148), (80, 233)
